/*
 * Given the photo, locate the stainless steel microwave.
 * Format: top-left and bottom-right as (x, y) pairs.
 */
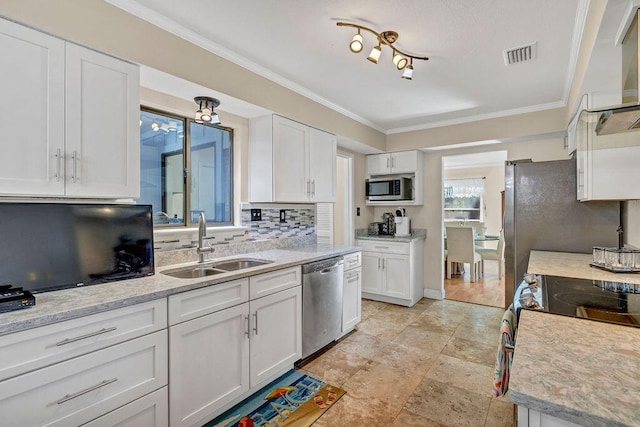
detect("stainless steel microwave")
(366, 176), (412, 201)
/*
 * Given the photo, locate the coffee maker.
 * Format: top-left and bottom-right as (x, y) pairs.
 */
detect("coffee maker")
(394, 207), (411, 237)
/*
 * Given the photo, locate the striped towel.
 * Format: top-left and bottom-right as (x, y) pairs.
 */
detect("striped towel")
(492, 305), (516, 397)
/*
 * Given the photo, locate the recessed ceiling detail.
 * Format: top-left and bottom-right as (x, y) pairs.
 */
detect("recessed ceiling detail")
(503, 42), (538, 66)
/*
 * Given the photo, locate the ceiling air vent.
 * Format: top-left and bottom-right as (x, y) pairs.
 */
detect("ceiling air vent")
(503, 42), (537, 66)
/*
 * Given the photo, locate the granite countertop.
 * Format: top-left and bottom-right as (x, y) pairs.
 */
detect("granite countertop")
(528, 250), (640, 284)
(0, 244), (360, 336)
(510, 309), (640, 427)
(355, 228), (427, 242)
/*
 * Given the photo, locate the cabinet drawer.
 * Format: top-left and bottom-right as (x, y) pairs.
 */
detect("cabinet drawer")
(344, 252), (362, 270)
(0, 330), (168, 427)
(168, 278), (249, 326)
(356, 239), (409, 255)
(250, 266), (301, 300)
(82, 387), (168, 427)
(0, 299), (167, 381)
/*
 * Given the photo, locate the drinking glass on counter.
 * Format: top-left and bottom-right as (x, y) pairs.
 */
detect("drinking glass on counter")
(592, 246), (605, 265)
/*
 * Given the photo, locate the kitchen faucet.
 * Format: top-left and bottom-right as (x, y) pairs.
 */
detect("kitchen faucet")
(197, 212), (214, 262)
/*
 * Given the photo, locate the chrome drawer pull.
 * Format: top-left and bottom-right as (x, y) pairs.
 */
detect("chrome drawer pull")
(71, 150), (78, 183)
(373, 246), (389, 250)
(253, 312), (259, 335)
(245, 315), (250, 338)
(56, 377), (118, 404)
(56, 326), (117, 346)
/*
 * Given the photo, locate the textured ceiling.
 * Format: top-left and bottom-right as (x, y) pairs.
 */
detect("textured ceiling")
(108, 0), (585, 134)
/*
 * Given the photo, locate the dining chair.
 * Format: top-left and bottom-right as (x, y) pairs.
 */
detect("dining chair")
(476, 229), (505, 277)
(445, 226), (483, 282)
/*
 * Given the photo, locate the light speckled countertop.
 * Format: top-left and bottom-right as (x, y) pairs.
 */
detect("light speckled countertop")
(510, 309), (640, 427)
(0, 244), (359, 336)
(528, 250), (640, 284)
(355, 228), (426, 242)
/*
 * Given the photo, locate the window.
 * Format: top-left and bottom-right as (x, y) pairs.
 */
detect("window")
(443, 178), (484, 222)
(138, 108), (233, 227)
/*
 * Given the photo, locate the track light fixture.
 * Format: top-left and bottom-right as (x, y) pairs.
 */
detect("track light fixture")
(194, 96), (222, 124)
(337, 22), (428, 79)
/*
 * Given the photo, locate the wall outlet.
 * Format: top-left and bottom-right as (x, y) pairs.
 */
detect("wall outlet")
(250, 209), (262, 221)
(280, 209), (286, 223)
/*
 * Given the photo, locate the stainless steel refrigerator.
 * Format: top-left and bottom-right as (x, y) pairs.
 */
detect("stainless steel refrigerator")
(504, 158), (620, 304)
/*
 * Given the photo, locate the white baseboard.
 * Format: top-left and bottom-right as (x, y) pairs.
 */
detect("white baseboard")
(423, 288), (444, 300)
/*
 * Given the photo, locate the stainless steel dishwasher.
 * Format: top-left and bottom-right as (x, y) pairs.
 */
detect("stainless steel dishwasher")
(301, 256), (344, 359)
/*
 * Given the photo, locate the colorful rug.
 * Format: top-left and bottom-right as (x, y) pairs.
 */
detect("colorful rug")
(204, 370), (345, 427)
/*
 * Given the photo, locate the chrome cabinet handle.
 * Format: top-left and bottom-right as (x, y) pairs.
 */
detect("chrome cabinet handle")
(56, 378), (118, 404)
(392, 157), (395, 168)
(346, 272), (359, 282)
(54, 148), (62, 182)
(245, 315), (250, 338)
(306, 180), (310, 197)
(56, 326), (117, 346)
(312, 180), (316, 197)
(373, 246), (389, 250)
(386, 157), (390, 169)
(377, 258), (381, 269)
(253, 312), (259, 335)
(71, 150), (79, 183)
(382, 258), (385, 269)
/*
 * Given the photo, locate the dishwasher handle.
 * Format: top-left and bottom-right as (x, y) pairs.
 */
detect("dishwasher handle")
(302, 256), (344, 275)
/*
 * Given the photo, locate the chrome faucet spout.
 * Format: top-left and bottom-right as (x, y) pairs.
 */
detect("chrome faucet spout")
(197, 212), (214, 262)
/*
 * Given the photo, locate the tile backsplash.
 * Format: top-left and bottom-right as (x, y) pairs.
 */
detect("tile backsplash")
(153, 206), (316, 266)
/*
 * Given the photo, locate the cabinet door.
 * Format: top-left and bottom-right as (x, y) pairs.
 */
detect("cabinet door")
(65, 43), (140, 198)
(169, 303), (250, 427)
(273, 116), (309, 202)
(366, 153), (391, 176)
(250, 286), (302, 389)
(390, 151), (418, 173)
(0, 19), (65, 196)
(309, 128), (336, 202)
(361, 252), (383, 294)
(342, 268), (362, 332)
(383, 254), (411, 299)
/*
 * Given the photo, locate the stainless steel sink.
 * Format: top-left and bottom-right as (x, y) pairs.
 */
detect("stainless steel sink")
(212, 258), (274, 271)
(162, 266), (227, 279)
(162, 258), (273, 279)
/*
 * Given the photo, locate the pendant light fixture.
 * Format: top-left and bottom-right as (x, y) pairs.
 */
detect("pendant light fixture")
(337, 22), (428, 79)
(194, 96), (221, 124)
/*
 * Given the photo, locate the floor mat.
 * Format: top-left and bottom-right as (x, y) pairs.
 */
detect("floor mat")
(204, 370), (345, 427)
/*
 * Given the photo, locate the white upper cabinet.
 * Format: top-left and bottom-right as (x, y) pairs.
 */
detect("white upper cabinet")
(366, 150), (420, 176)
(0, 19), (65, 196)
(0, 18), (140, 199)
(249, 115), (336, 203)
(65, 44), (140, 198)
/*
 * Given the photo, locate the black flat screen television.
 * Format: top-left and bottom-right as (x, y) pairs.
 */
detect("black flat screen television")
(0, 203), (154, 293)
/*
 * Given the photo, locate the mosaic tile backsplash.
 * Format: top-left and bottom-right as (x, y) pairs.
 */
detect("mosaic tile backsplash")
(154, 206), (316, 266)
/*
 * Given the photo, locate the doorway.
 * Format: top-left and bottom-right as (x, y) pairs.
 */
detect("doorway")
(442, 151), (507, 308)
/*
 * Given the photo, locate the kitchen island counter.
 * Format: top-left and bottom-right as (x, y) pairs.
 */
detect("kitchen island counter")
(510, 309), (640, 427)
(527, 250), (640, 284)
(0, 244), (360, 336)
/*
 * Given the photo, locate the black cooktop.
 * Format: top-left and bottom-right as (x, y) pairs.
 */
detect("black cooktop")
(542, 276), (640, 328)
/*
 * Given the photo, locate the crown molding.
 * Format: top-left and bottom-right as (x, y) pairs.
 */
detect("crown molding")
(387, 101), (566, 134)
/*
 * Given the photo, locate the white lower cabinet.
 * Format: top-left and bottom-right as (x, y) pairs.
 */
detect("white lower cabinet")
(341, 252), (362, 336)
(168, 268), (302, 427)
(83, 386), (168, 427)
(0, 330), (168, 427)
(169, 303), (250, 427)
(357, 239), (424, 307)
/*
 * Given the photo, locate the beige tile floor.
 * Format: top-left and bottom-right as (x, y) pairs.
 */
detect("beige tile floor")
(299, 298), (514, 427)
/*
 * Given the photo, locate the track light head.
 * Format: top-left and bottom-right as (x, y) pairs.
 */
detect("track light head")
(367, 44), (382, 63)
(401, 64), (414, 80)
(350, 31), (363, 53)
